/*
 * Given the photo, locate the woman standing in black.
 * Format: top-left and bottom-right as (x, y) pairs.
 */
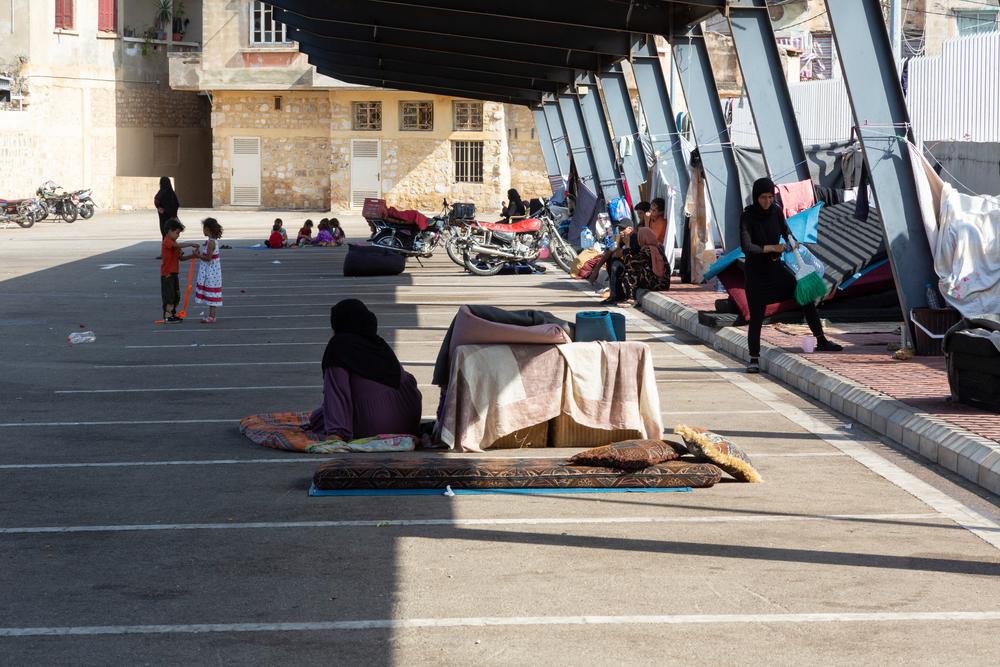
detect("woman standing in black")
(741, 177), (841, 374)
(154, 177), (180, 238)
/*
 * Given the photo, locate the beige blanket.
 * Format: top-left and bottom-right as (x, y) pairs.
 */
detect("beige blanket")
(440, 342), (663, 452)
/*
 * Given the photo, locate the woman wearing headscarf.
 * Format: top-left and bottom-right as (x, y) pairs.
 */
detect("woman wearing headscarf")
(741, 177), (841, 374)
(501, 188), (526, 220)
(154, 176), (180, 238)
(623, 226), (671, 294)
(306, 299), (423, 440)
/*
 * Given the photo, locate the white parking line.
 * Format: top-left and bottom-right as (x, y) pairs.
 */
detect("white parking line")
(55, 385), (320, 394)
(5, 610), (1000, 637)
(124, 341), (442, 349)
(0, 512), (943, 535)
(0, 419), (238, 427)
(0, 458), (314, 470)
(94, 360), (437, 368)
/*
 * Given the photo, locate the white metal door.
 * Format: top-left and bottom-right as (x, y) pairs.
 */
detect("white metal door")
(350, 139), (381, 209)
(231, 136), (261, 206)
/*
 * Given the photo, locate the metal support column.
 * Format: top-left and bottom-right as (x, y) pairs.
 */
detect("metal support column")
(598, 63), (648, 204)
(672, 27), (744, 251)
(557, 93), (602, 199)
(631, 36), (688, 235)
(577, 76), (626, 202)
(727, 1), (809, 183)
(825, 0), (936, 326)
(532, 106), (566, 197)
(541, 100), (572, 182)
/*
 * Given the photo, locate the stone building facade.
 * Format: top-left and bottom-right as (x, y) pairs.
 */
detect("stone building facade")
(170, 0), (549, 213)
(0, 0), (212, 208)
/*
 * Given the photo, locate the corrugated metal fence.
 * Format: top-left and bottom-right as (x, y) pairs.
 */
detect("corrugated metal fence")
(729, 32), (999, 147)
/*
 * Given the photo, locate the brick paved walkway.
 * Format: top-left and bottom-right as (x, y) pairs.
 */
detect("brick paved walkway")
(659, 280), (1000, 443)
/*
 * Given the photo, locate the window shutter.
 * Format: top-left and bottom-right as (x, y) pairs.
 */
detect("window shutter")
(55, 0), (70, 30)
(98, 0), (117, 32)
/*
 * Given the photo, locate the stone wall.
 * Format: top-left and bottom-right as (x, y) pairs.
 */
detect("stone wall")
(116, 87), (210, 128)
(115, 176), (172, 210)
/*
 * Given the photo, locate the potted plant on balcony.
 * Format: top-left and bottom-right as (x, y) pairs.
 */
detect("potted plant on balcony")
(154, 0), (172, 41)
(172, 1), (190, 42)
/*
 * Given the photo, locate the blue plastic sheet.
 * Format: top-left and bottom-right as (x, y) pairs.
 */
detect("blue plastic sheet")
(785, 202), (824, 244)
(702, 247), (745, 281)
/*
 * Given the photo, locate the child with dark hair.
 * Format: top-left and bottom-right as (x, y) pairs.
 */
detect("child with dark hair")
(313, 220), (334, 246)
(296, 219), (314, 247)
(267, 219), (287, 248)
(159, 218), (198, 323)
(194, 217), (224, 323)
(329, 218), (345, 246)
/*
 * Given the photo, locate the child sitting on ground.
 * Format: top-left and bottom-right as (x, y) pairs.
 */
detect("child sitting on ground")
(160, 218), (198, 323)
(329, 218), (345, 246)
(313, 220), (335, 246)
(296, 220), (314, 247)
(266, 219), (287, 248)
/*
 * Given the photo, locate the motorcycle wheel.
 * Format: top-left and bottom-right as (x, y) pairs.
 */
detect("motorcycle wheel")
(445, 236), (468, 268)
(61, 204), (78, 224)
(79, 203), (95, 219)
(548, 235), (577, 274)
(463, 251), (506, 276)
(16, 210), (36, 229)
(37, 201), (49, 222)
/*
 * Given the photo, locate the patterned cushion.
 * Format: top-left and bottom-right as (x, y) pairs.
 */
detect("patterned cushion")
(313, 456), (722, 490)
(674, 425), (763, 483)
(569, 439), (679, 471)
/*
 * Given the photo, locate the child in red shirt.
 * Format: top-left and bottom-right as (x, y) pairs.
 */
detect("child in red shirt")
(160, 218), (197, 322)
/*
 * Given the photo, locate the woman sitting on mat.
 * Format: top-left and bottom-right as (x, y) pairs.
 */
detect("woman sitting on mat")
(741, 177), (842, 374)
(623, 227), (671, 295)
(306, 299), (423, 441)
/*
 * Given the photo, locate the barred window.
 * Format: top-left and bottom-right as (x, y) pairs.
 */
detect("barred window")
(453, 141), (484, 184)
(352, 102), (382, 131)
(453, 101), (484, 131)
(400, 101), (434, 131)
(250, 2), (289, 44)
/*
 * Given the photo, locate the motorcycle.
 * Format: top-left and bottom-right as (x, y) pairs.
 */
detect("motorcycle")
(369, 203), (450, 262)
(35, 181), (79, 223)
(462, 205), (576, 276)
(0, 197), (41, 228)
(73, 189), (96, 219)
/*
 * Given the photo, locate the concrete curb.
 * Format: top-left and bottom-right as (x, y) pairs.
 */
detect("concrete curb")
(637, 291), (1000, 496)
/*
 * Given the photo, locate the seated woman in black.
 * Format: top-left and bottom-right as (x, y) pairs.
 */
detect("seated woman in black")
(501, 188), (526, 221)
(741, 177), (841, 374)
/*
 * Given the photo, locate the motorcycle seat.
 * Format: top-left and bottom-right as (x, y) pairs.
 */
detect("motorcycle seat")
(0, 198), (32, 205)
(477, 218), (542, 233)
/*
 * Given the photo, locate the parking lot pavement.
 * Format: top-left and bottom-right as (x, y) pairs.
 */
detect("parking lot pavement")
(1, 212), (999, 666)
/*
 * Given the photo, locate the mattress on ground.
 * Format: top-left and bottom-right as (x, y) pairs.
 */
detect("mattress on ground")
(343, 243), (407, 277)
(313, 457), (722, 490)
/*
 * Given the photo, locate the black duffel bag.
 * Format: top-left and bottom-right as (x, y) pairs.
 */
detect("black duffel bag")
(450, 202), (476, 221)
(343, 243), (407, 277)
(944, 315), (1000, 413)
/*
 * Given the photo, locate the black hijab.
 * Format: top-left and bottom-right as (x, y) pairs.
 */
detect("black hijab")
(156, 176), (179, 214)
(505, 188), (526, 217)
(321, 299), (402, 388)
(742, 177), (791, 254)
(747, 177), (777, 221)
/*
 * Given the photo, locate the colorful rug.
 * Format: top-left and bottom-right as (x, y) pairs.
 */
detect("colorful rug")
(239, 412), (416, 454)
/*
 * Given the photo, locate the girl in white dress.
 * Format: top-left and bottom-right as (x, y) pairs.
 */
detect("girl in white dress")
(194, 217), (224, 323)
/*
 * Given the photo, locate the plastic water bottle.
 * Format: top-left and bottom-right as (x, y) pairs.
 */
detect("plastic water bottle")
(580, 228), (595, 250)
(68, 331), (96, 345)
(925, 283), (943, 310)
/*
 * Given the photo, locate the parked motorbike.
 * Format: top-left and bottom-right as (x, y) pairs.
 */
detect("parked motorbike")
(462, 207), (576, 276)
(369, 203), (450, 261)
(0, 197), (41, 228)
(73, 189), (96, 219)
(35, 181), (79, 223)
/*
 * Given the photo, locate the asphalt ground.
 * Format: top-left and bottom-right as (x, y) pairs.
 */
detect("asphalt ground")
(2, 211), (1000, 666)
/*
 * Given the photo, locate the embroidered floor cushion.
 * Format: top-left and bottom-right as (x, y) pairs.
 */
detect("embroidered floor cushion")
(569, 439), (679, 471)
(313, 456), (723, 490)
(674, 425), (763, 483)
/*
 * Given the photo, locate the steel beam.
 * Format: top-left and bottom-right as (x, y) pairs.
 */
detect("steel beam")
(672, 27), (743, 251)
(556, 94), (602, 198)
(291, 28), (579, 85)
(824, 0), (936, 327)
(727, 0), (809, 183)
(313, 67), (539, 106)
(577, 76), (626, 202)
(273, 8), (613, 70)
(307, 57), (549, 101)
(272, 0), (637, 56)
(542, 101), (572, 179)
(630, 37), (689, 230)
(598, 63), (648, 204)
(532, 107), (566, 197)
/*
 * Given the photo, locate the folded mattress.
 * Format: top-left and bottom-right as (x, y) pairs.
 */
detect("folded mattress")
(313, 456), (722, 490)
